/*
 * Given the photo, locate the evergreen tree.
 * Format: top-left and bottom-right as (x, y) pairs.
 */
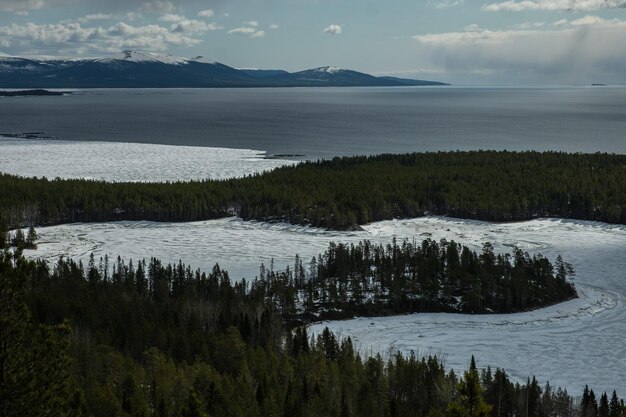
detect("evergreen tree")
(609, 392), (622, 417)
(10, 229), (25, 249)
(0, 224), (7, 249)
(600, 393), (610, 417)
(182, 390), (210, 417)
(0, 250), (82, 417)
(448, 358), (493, 417)
(25, 226), (37, 250)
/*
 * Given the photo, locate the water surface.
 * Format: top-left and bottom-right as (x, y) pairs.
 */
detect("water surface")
(1, 86), (625, 159)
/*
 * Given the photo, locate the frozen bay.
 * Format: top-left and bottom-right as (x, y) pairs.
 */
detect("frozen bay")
(25, 216), (626, 395)
(0, 137), (295, 181)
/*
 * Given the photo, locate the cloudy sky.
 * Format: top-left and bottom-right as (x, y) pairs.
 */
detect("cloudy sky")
(1, 0), (626, 84)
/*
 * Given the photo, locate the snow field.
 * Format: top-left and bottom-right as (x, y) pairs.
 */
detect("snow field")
(0, 138), (295, 182)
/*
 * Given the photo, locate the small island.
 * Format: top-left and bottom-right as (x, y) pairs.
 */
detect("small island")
(0, 89), (70, 97)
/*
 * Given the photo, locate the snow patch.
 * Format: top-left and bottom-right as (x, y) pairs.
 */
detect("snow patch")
(314, 66), (346, 74)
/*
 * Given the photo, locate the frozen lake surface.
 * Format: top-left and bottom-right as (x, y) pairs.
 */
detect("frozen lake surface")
(0, 137), (295, 181)
(26, 216), (626, 395)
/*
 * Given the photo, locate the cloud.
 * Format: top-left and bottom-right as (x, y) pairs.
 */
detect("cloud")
(483, 0), (626, 12)
(0, 20), (203, 55)
(412, 18), (626, 81)
(428, 0), (464, 8)
(570, 14), (616, 24)
(228, 26), (265, 38)
(0, 0), (45, 12)
(269, 24), (279, 30)
(159, 13), (186, 22)
(464, 23), (482, 31)
(324, 24), (342, 35)
(76, 13), (115, 23)
(244, 21), (259, 27)
(158, 13), (222, 33)
(140, 1), (175, 13)
(197, 9), (214, 18)
(170, 19), (221, 33)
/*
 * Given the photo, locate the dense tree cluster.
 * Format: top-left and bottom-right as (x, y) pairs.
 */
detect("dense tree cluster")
(0, 226), (38, 250)
(0, 248), (621, 417)
(1, 151), (625, 230)
(258, 239), (577, 321)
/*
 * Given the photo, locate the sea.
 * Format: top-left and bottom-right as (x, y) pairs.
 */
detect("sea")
(1, 86), (626, 159)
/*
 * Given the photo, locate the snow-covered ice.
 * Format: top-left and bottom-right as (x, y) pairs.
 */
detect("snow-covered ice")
(25, 216), (626, 395)
(0, 138), (295, 182)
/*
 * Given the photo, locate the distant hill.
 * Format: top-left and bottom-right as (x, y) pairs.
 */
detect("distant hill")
(0, 50), (448, 88)
(238, 68), (291, 79)
(267, 66), (446, 87)
(0, 89), (68, 96)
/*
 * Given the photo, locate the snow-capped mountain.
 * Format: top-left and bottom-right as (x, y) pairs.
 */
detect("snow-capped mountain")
(0, 51), (447, 88)
(271, 66), (400, 86)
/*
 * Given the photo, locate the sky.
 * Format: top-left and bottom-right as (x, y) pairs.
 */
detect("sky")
(1, 0), (626, 84)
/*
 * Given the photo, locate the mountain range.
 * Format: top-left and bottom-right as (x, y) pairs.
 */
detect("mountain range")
(0, 50), (448, 88)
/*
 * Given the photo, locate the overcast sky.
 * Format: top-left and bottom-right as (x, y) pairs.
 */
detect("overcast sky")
(1, 0), (626, 84)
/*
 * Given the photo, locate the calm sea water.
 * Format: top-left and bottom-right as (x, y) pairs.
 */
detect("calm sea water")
(1, 86), (625, 159)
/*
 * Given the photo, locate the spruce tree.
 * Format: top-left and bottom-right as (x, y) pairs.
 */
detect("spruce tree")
(609, 392), (622, 417)
(25, 226), (37, 250)
(448, 357), (492, 417)
(600, 393), (610, 417)
(0, 251), (82, 417)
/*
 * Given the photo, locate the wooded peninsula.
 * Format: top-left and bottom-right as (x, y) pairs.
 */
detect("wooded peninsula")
(1, 151), (625, 230)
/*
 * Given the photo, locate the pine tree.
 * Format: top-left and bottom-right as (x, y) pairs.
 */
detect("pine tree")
(600, 393), (610, 417)
(609, 392), (622, 417)
(0, 224), (7, 249)
(583, 389), (599, 417)
(25, 226), (37, 250)
(10, 229), (25, 249)
(448, 357), (492, 417)
(0, 251), (82, 417)
(182, 390), (209, 417)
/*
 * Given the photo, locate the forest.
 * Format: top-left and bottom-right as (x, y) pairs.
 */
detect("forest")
(0, 151), (625, 230)
(0, 242), (620, 417)
(256, 238), (578, 321)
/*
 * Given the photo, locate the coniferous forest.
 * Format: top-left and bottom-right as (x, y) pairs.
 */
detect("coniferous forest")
(1, 151), (625, 230)
(1, 228), (616, 417)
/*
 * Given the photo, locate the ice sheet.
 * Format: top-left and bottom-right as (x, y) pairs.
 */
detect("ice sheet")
(0, 137), (295, 181)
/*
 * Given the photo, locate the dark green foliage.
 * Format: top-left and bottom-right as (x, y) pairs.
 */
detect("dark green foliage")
(601, 393), (611, 417)
(1, 151), (625, 230)
(0, 249), (84, 417)
(0, 223), (7, 250)
(260, 239), (577, 320)
(609, 391), (625, 417)
(0, 250), (618, 417)
(10, 229), (25, 249)
(448, 357), (492, 417)
(583, 386), (599, 417)
(26, 226), (37, 249)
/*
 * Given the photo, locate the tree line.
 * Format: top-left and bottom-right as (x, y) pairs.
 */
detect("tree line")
(0, 246), (620, 417)
(1, 151), (625, 230)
